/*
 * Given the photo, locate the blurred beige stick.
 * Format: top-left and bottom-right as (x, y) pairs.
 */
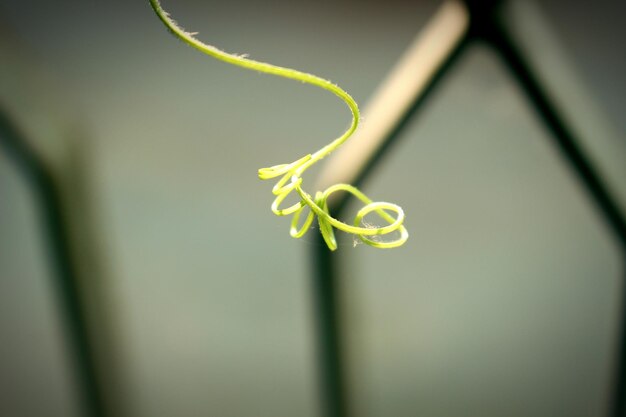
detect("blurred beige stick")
(315, 0), (469, 192)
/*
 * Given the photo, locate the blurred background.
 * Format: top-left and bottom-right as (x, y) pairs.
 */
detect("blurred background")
(0, 0), (625, 416)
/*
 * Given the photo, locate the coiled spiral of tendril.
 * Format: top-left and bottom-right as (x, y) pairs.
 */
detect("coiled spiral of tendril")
(150, 0), (409, 250)
(258, 155), (408, 250)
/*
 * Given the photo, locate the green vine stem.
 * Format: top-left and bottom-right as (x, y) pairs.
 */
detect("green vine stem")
(149, 0), (408, 250)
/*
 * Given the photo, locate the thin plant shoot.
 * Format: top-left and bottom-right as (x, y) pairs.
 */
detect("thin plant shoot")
(149, 0), (408, 250)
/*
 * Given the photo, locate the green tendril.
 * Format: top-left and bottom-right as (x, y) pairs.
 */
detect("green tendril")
(149, 0), (408, 250)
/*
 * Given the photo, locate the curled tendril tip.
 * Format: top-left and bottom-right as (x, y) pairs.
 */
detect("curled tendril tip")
(149, 0), (408, 250)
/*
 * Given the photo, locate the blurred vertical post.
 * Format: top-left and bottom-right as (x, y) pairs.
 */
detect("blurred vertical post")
(310, 3), (470, 417)
(0, 110), (107, 417)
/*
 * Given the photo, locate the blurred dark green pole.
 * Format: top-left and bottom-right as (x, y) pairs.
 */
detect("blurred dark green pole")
(308, 9), (469, 417)
(0, 108), (106, 417)
(466, 2), (626, 414)
(311, 242), (349, 417)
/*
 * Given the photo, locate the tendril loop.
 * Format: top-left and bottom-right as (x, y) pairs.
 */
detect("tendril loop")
(150, 0), (409, 250)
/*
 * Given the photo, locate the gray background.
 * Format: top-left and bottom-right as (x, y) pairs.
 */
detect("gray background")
(1, 0), (624, 416)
